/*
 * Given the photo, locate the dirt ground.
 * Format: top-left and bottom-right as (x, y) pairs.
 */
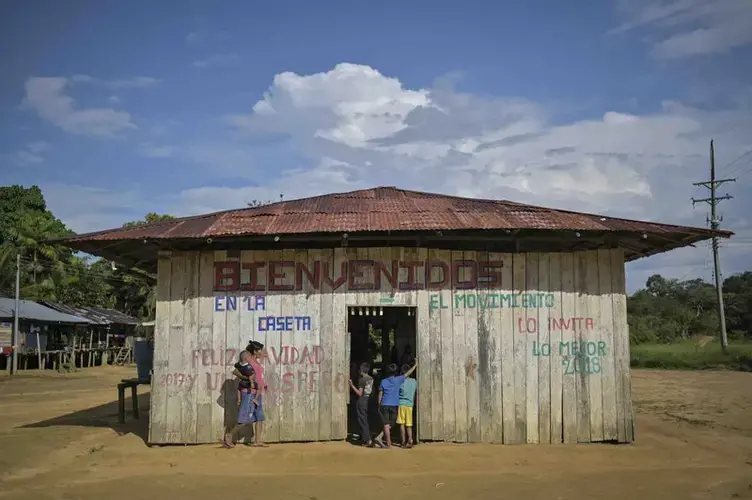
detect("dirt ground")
(0, 367), (751, 500)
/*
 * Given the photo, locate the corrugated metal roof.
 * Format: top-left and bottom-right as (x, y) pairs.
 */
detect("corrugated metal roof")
(39, 302), (139, 326)
(0, 298), (91, 324)
(58, 186), (731, 242)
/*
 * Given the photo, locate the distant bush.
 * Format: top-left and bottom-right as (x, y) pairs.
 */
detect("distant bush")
(630, 339), (752, 372)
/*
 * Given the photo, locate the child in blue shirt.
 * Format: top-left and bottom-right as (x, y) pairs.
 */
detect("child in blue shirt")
(375, 359), (417, 448)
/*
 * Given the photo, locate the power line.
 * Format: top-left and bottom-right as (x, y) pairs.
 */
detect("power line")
(691, 139), (734, 353)
(720, 148), (752, 177)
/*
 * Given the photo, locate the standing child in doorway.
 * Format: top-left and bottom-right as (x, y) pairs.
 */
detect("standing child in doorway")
(375, 360), (417, 449)
(349, 362), (374, 446)
(397, 364), (417, 448)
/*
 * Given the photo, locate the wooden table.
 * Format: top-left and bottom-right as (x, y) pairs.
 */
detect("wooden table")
(117, 378), (150, 424)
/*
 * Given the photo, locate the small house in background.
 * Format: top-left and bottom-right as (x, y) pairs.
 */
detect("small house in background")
(0, 297), (91, 370)
(39, 302), (139, 364)
(57, 187), (732, 446)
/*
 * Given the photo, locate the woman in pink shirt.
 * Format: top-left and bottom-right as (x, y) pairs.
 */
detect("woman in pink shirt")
(236, 340), (267, 447)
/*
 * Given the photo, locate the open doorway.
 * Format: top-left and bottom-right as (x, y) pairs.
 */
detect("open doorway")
(347, 306), (417, 446)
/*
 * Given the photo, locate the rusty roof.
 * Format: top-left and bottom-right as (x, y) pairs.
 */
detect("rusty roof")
(54, 186), (733, 271)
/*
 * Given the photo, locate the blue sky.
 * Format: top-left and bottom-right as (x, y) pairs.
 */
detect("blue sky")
(1, 0), (751, 292)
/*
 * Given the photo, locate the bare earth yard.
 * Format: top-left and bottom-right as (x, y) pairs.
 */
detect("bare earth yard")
(0, 367), (751, 500)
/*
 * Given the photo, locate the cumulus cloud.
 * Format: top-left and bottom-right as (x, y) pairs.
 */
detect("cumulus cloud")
(222, 63), (750, 220)
(611, 0), (752, 58)
(47, 63), (752, 290)
(23, 77), (136, 137)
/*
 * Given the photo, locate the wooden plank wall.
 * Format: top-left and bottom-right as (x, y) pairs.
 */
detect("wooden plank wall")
(148, 247), (634, 445)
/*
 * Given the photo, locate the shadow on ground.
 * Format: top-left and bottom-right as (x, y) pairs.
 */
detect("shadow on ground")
(20, 393), (150, 444)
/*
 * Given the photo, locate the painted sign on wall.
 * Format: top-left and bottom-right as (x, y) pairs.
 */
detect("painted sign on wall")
(164, 344), (346, 395)
(214, 259), (504, 292)
(213, 294), (312, 332)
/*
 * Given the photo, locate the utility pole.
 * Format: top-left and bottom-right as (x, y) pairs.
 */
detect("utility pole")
(692, 139), (735, 353)
(11, 254), (20, 375)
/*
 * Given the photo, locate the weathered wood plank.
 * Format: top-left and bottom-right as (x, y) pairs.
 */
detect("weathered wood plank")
(330, 247), (349, 440)
(489, 252), (505, 444)
(450, 250), (468, 442)
(574, 252), (591, 442)
(426, 248), (442, 441)
(438, 249), (456, 442)
(148, 251), (172, 444)
(318, 248), (334, 441)
(211, 251), (228, 443)
(585, 250), (603, 442)
(610, 248), (633, 442)
(301, 248), (320, 441)
(278, 248), (296, 442)
(476, 250), (493, 443)
(166, 252), (186, 443)
(537, 253), (551, 444)
(196, 251), (215, 443)
(463, 250), (481, 442)
(560, 253), (578, 444)
(261, 250), (281, 444)
(512, 253), (527, 444)
(415, 247), (431, 442)
(500, 253), (516, 444)
(525, 252), (540, 444)
(597, 249), (618, 441)
(181, 252), (199, 443)
(548, 253), (564, 443)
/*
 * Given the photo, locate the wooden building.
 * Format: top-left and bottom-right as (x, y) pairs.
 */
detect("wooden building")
(58, 187), (731, 445)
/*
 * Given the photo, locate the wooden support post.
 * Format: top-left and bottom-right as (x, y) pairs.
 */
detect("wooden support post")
(36, 332), (42, 370)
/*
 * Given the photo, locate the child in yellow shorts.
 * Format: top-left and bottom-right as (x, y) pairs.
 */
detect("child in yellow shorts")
(396, 363), (417, 448)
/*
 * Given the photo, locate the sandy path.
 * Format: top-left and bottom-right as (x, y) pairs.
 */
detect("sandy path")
(0, 367), (750, 499)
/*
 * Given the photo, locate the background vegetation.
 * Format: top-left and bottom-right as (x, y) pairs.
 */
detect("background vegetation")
(1, 184), (750, 369)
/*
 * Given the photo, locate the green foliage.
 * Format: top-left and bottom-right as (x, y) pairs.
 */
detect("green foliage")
(0, 184), (174, 320)
(627, 273), (752, 345)
(631, 340), (752, 372)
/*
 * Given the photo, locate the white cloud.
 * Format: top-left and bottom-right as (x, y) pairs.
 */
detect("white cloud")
(612, 0), (752, 58)
(45, 63), (752, 290)
(224, 63), (751, 219)
(192, 53), (240, 69)
(23, 77), (136, 137)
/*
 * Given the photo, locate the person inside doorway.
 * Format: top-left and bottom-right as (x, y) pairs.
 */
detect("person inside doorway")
(400, 345), (415, 367)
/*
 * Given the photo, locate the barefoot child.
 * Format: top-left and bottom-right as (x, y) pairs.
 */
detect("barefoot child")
(397, 363), (417, 448)
(375, 359), (417, 449)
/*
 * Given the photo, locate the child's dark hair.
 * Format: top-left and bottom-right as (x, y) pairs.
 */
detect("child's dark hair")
(400, 363), (411, 375)
(386, 363), (398, 376)
(359, 362), (370, 374)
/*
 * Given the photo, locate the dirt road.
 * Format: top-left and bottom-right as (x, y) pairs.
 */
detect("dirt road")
(0, 367), (750, 500)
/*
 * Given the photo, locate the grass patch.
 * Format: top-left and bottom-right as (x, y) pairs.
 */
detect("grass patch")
(631, 340), (752, 371)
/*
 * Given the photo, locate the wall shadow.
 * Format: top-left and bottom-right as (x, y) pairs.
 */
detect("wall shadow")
(20, 393), (151, 444)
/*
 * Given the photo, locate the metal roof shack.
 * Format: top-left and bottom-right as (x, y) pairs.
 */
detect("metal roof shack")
(0, 297), (91, 324)
(38, 302), (139, 326)
(54, 186), (732, 272)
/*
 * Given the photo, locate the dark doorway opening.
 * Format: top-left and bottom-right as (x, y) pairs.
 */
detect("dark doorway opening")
(347, 305), (417, 446)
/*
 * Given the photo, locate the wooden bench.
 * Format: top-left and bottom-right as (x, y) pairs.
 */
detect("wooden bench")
(117, 377), (150, 424)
